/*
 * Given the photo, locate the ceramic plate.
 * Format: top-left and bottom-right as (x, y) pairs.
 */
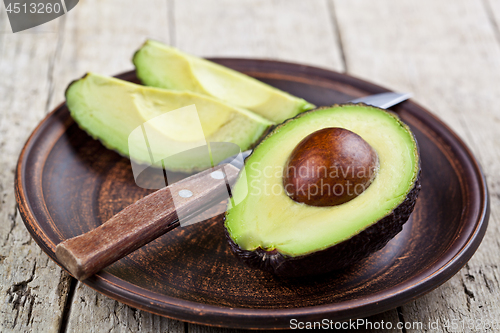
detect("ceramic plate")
(15, 60), (489, 329)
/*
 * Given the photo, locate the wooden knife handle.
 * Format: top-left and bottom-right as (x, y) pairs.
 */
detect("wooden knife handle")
(55, 164), (240, 281)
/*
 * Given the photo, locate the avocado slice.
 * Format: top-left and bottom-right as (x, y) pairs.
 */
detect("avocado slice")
(224, 104), (421, 277)
(65, 73), (272, 172)
(133, 40), (315, 123)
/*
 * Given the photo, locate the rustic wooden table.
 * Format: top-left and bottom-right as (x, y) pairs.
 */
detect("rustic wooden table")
(1, 0), (499, 332)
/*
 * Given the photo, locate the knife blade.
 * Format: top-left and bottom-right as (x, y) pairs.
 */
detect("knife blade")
(349, 92), (412, 109)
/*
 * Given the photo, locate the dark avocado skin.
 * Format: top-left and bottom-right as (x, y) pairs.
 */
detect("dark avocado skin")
(224, 103), (421, 277)
(225, 173), (421, 277)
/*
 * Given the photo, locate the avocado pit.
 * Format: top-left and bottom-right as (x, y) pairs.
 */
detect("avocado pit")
(283, 127), (379, 206)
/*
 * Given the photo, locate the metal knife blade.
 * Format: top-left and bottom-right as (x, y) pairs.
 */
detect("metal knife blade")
(350, 92), (412, 109)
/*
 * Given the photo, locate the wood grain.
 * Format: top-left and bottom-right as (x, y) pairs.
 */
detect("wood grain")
(174, 0), (344, 71)
(49, 0), (172, 111)
(331, 0), (500, 331)
(64, 281), (184, 333)
(0, 14), (74, 333)
(2, 0), (499, 331)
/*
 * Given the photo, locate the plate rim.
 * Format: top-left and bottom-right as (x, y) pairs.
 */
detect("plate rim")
(15, 60), (489, 329)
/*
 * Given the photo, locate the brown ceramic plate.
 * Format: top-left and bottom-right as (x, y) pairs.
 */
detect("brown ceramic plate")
(15, 60), (489, 330)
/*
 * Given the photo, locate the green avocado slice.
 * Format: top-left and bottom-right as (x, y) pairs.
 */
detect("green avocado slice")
(65, 73), (272, 172)
(133, 40), (315, 123)
(224, 104), (420, 276)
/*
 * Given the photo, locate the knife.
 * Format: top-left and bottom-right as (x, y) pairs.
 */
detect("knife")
(55, 92), (411, 280)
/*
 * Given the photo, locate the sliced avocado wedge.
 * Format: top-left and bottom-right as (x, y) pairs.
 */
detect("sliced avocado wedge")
(65, 73), (272, 172)
(133, 40), (315, 123)
(224, 104), (421, 277)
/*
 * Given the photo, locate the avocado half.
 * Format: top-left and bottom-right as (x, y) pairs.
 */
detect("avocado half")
(133, 40), (315, 123)
(65, 73), (272, 172)
(224, 104), (421, 277)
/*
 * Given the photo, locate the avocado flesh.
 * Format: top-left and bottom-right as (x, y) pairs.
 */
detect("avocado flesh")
(133, 40), (315, 123)
(225, 104), (420, 259)
(65, 73), (272, 172)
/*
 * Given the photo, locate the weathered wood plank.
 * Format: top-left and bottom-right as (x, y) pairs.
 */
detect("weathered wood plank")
(174, 0), (344, 72)
(49, 0), (173, 111)
(483, 0), (500, 46)
(332, 0), (500, 331)
(47, 0), (186, 332)
(0, 14), (73, 333)
(64, 281), (184, 333)
(13, 0), (500, 331)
